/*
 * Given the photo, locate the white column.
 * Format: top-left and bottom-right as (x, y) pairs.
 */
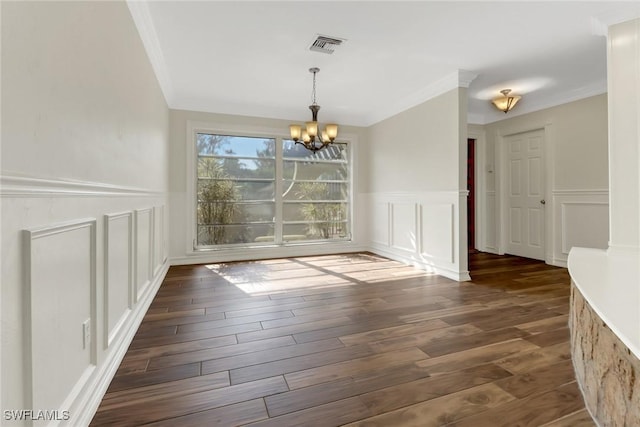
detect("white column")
(608, 18), (640, 251)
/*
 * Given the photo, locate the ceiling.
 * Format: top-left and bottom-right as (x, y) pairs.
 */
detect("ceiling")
(128, 1), (640, 126)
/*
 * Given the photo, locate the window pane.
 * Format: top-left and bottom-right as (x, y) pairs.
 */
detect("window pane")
(283, 202), (347, 222)
(281, 140), (350, 243)
(282, 161), (347, 183)
(198, 202), (274, 223)
(283, 181), (347, 201)
(198, 179), (274, 201)
(197, 134), (275, 158)
(198, 224), (275, 245)
(198, 158), (276, 180)
(283, 200), (349, 240)
(196, 133), (275, 247)
(283, 222), (349, 241)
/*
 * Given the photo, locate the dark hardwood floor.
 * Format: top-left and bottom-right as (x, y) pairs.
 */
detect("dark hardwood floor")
(91, 252), (594, 426)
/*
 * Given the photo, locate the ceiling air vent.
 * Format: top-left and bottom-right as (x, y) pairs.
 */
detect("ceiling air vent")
(309, 35), (345, 55)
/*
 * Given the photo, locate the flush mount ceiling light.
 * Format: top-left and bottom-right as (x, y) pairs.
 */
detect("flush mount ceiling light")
(289, 67), (338, 152)
(492, 89), (522, 113)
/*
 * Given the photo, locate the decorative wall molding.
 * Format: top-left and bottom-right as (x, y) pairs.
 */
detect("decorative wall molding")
(135, 208), (154, 302)
(370, 244), (469, 282)
(23, 210), (170, 426)
(551, 190), (609, 267)
(560, 202), (609, 254)
(364, 191), (469, 282)
(24, 218), (97, 414)
(153, 205), (165, 276)
(0, 173), (163, 198)
(390, 202), (417, 253)
(551, 188), (609, 196)
(104, 212), (134, 349)
(73, 263), (169, 427)
(420, 203), (454, 263)
(370, 202), (390, 247)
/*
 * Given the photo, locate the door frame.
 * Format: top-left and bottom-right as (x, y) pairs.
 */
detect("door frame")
(468, 126), (486, 252)
(467, 138), (476, 252)
(496, 122), (555, 264)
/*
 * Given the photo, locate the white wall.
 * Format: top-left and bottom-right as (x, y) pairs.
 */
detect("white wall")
(168, 109), (368, 265)
(481, 94), (609, 266)
(1, 2), (169, 425)
(362, 88), (470, 281)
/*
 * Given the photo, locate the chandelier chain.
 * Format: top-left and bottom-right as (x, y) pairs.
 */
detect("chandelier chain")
(311, 70), (317, 105)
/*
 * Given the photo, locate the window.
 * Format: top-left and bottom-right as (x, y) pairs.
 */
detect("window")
(282, 140), (349, 242)
(196, 134), (276, 246)
(195, 132), (350, 248)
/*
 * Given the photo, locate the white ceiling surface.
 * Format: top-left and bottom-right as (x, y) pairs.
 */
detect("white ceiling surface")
(131, 1), (640, 126)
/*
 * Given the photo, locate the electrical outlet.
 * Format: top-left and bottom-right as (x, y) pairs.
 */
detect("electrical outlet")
(82, 319), (91, 349)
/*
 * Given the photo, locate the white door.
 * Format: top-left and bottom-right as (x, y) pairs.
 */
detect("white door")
(505, 130), (545, 260)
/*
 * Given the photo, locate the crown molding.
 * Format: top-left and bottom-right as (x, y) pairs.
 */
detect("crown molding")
(591, 5), (640, 36)
(127, 0), (174, 105)
(481, 79), (607, 125)
(364, 69), (477, 126)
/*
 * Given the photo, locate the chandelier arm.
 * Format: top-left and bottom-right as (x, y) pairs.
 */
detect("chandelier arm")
(294, 138), (332, 153)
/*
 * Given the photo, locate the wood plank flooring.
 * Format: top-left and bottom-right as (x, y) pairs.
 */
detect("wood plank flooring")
(90, 252), (593, 426)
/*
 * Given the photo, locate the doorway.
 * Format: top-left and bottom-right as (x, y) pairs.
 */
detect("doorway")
(503, 129), (546, 260)
(467, 138), (476, 253)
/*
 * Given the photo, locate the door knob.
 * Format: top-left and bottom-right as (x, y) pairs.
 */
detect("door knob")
(540, 199), (546, 205)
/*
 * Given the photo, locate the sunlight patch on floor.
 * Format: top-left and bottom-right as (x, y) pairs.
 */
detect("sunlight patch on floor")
(203, 255), (435, 295)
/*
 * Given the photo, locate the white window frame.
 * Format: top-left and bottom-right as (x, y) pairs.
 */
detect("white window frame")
(185, 120), (356, 255)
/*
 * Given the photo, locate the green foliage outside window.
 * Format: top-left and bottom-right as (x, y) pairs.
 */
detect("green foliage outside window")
(197, 158), (240, 244)
(295, 182), (345, 239)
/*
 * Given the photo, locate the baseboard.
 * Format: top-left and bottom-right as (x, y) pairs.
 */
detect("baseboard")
(170, 243), (368, 266)
(551, 257), (568, 268)
(368, 246), (470, 282)
(69, 261), (169, 427)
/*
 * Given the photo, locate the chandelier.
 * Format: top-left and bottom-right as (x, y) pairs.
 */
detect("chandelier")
(491, 89), (521, 114)
(289, 67), (338, 152)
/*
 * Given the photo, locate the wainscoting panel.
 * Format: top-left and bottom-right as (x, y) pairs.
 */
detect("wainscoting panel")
(25, 218), (97, 413)
(552, 190), (609, 266)
(561, 203), (609, 254)
(371, 201), (390, 246)
(420, 203), (454, 263)
(5, 171), (170, 426)
(104, 212), (134, 348)
(390, 202), (417, 253)
(365, 191), (467, 281)
(153, 205), (164, 276)
(135, 208), (153, 301)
